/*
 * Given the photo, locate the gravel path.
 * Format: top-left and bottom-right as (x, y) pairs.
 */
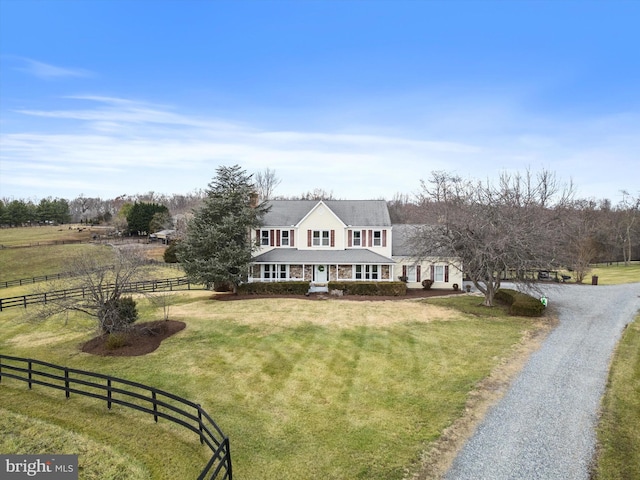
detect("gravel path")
(445, 282), (640, 480)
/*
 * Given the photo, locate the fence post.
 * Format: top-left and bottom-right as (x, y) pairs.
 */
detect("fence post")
(198, 404), (204, 445)
(152, 391), (158, 422)
(107, 379), (112, 409)
(23, 296), (27, 308)
(64, 367), (70, 398)
(28, 360), (32, 389)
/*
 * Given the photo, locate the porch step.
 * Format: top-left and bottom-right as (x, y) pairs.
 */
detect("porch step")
(308, 283), (329, 293)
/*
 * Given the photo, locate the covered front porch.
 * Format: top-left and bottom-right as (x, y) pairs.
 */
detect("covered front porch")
(249, 249), (396, 286)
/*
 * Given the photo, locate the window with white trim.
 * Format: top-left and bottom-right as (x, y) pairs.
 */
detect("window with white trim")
(281, 230), (290, 246)
(263, 264), (287, 280)
(373, 230), (382, 246)
(407, 265), (417, 282)
(354, 264), (378, 280)
(434, 265), (444, 282)
(313, 230), (330, 246)
(352, 230), (361, 246)
(260, 230), (270, 246)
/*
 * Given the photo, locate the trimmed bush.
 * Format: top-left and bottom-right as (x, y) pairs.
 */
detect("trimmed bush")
(495, 288), (545, 317)
(237, 281), (310, 295)
(422, 279), (434, 290)
(328, 281), (407, 296)
(98, 297), (139, 333)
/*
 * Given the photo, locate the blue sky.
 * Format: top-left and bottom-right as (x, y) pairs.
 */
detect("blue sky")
(1, 0), (638, 203)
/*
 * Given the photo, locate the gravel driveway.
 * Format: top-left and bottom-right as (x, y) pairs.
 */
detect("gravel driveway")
(445, 282), (640, 480)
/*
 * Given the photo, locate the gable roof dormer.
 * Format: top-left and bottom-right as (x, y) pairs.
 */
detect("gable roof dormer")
(261, 200), (391, 227)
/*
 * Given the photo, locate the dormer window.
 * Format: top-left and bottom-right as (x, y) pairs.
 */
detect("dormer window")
(281, 230), (290, 246)
(261, 230), (270, 246)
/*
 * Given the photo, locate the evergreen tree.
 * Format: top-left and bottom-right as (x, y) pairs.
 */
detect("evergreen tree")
(126, 202), (169, 235)
(177, 165), (269, 293)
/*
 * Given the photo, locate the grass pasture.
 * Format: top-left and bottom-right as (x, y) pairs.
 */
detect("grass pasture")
(0, 292), (546, 479)
(593, 313), (640, 480)
(0, 224), (98, 247)
(590, 261), (640, 285)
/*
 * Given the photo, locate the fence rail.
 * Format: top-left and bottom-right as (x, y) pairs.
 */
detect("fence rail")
(0, 261), (184, 289)
(0, 354), (232, 480)
(0, 277), (196, 312)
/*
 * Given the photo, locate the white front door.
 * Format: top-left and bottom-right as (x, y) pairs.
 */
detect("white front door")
(314, 265), (328, 282)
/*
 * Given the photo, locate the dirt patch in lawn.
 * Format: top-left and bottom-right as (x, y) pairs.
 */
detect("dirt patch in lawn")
(81, 320), (185, 357)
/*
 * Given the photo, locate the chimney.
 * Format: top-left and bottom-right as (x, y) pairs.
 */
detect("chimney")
(250, 192), (259, 208)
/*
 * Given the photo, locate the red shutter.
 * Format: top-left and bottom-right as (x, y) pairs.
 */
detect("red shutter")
(348, 230), (352, 247)
(270, 229), (275, 247)
(330, 230), (335, 247)
(416, 265), (421, 282)
(255, 229), (260, 244)
(445, 265), (449, 282)
(307, 230), (312, 247)
(290, 229), (295, 247)
(368, 230), (373, 247)
(362, 230), (366, 247)
(382, 230), (387, 247)
(276, 230), (281, 247)
(430, 265), (435, 280)
(402, 265), (407, 277)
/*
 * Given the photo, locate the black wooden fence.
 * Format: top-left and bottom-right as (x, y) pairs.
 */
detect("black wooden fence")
(0, 354), (232, 480)
(0, 262), (184, 289)
(0, 277), (195, 311)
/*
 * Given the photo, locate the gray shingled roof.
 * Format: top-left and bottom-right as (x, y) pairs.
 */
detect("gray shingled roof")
(252, 248), (395, 264)
(262, 200), (391, 227)
(391, 224), (421, 256)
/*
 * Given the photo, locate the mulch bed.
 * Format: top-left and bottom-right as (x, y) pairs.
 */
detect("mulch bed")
(81, 320), (186, 357)
(214, 288), (465, 302)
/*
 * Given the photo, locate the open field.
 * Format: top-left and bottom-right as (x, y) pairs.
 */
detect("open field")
(0, 291), (548, 479)
(0, 224), (99, 247)
(593, 313), (640, 480)
(590, 261), (640, 285)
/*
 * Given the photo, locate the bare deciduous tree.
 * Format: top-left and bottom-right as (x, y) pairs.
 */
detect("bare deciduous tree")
(616, 190), (640, 265)
(254, 168), (282, 201)
(410, 170), (574, 306)
(34, 248), (146, 334)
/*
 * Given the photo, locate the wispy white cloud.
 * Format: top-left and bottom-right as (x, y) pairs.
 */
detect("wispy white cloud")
(9, 56), (94, 79)
(1, 95), (638, 202)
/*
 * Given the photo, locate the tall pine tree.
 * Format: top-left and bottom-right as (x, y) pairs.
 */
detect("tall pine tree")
(177, 165), (269, 293)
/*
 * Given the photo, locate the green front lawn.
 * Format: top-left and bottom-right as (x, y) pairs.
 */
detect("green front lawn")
(0, 292), (545, 479)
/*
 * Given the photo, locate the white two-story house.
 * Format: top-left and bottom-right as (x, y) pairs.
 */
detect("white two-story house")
(249, 200), (462, 290)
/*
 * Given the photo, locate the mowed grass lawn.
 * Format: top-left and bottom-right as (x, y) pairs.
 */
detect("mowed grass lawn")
(593, 313), (640, 480)
(0, 291), (546, 479)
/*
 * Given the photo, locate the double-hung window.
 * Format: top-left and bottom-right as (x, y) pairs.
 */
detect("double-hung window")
(434, 265), (444, 282)
(313, 230), (330, 246)
(281, 230), (290, 246)
(260, 230), (270, 246)
(352, 230), (361, 246)
(372, 230), (382, 246)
